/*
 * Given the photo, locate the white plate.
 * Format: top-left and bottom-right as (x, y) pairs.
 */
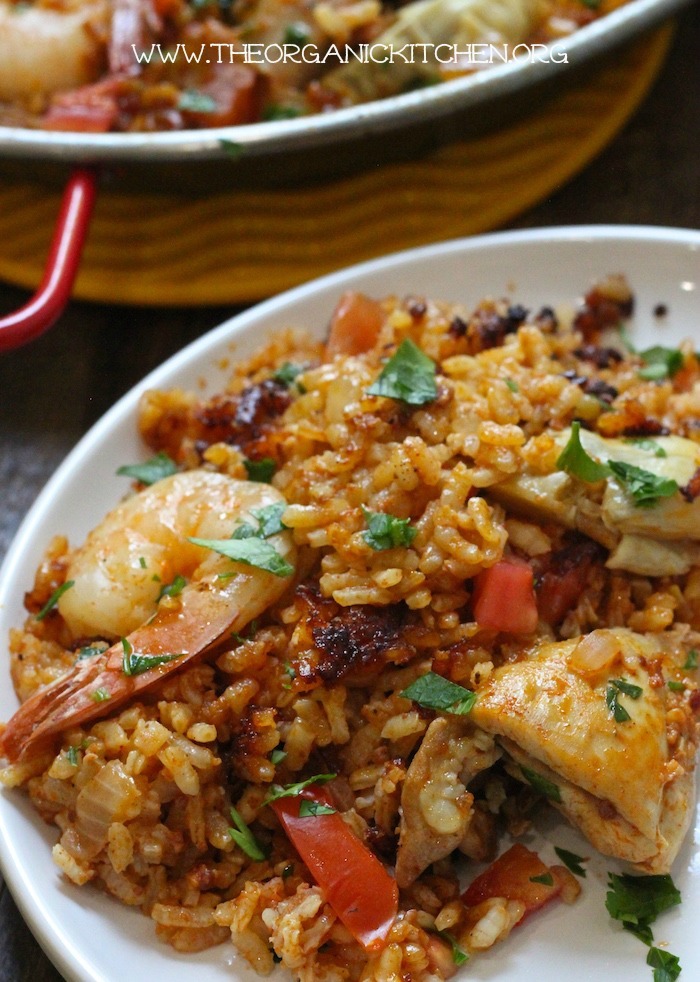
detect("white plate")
(1, 226), (699, 982)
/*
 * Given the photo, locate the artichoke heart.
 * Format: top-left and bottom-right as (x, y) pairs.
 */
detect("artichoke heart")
(492, 428), (700, 575)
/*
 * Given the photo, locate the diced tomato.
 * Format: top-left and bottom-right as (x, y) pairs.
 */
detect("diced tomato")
(42, 83), (120, 133)
(473, 559), (538, 634)
(271, 788), (398, 951)
(325, 292), (384, 360)
(462, 843), (562, 917)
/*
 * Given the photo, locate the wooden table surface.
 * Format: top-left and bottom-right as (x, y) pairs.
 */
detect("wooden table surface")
(0, 4), (698, 979)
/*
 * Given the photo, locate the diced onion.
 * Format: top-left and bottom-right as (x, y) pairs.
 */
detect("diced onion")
(568, 630), (621, 676)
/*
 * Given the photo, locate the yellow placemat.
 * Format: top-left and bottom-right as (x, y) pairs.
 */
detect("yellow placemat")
(0, 26), (672, 306)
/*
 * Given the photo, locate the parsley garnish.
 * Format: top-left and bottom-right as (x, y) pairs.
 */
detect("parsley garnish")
(556, 421), (611, 482)
(400, 672), (476, 715)
(362, 508), (417, 550)
(263, 773), (336, 805)
(647, 946), (682, 982)
(157, 574), (187, 601)
(606, 677), (643, 723)
(438, 931), (469, 966)
(220, 139), (243, 159)
(65, 746), (79, 766)
(505, 379), (519, 393)
(638, 346), (683, 382)
(36, 580), (74, 621)
(263, 104), (301, 121)
(366, 338), (438, 406)
(283, 22), (310, 45)
(121, 637), (180, 677)
(606, 873), (681, 935)
(91, 687), (111, 703)
(116, 451), (178, 486)
(244, 457), (276, 483)
(530, 872), (554, 886)
(667, 680), (685, 692)
(188, 535), (292, 577)
(520, 765), (562, 802)
(554, 846), (587, 877)
(228, 807), (268, 861)
(607, 460), (678, 508)
(178, 89), (217, 113)
(273, 362), (305, 387)
(624, 438), (667, 458)
(270, 748), (287, 765)
(298, 799), (336, 817)
(683, 649), (698, 670)
(251, 502), (288, 538)
(76, 643), (108, 661)
(139, 556), (147, 569)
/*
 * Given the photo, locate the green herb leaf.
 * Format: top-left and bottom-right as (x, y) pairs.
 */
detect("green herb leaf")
(521, 765), (562, 802)
(530, 872), (554, 886)
(505, 379), (519, 393)
(252, 502), (288, 538)
(220, 139), (243, 159)
(624, 438), (667, 458)
(178, 88), (217, 113)
(438, 931), (469, 966)
(638, 346), (683, 382)
(605, 873), (681, 932)
(683, 649), (698, 670)
(606, 677), (642, 723)
(298, 799), (336, 817)
(262, 104), (301, 121)
(91, 687), (111, 703)
(270, 748), (287, 765)
(121, 637), (180, 677)
(607, 460), (678, 508)
(65, 746), (79, 766)
(554, 846), (587, 877)
(362, 508), (417, 550)
(244, 457), (276, 483)
(366, 338), (437, 406)
(401, 672), (476, 715)
(76, 643), (108, 661)
(36, 580), (74, 621)
(117, 451), (178, 486)
(228, 807), (268, 861)
(273, 362), (305, 387)
(139, 556), (147, 569)
(157, 573), (187, 601)
(283, 21), (311, 45)
(667, 680), (685, 692)
(647, 946), (682, 982)
(188, 535), (293, 577)
(556, 421), (612, 482)
(263, 773), (336, 805)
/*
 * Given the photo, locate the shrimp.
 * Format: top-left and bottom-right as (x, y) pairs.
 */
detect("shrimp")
(0, 470), (296, 762)
(0, 0), (109, 104)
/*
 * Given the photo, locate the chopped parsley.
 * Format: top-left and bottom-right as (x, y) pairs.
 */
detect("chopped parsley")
(362, 508), (417, 550)
(157, 574), (187, 601)
(624, 438), (667, 458)
(606, 677), (643, 723)
(121, 637), (180, 677)
(273, 362), (305, 387)
(505, 379), (519, 393)
(91, 687), (111, 703)
(244, 457), (276, 483)
(76, 643), (107, 661)
(283, 22), (311, 45)
(438, 931), (469, 967)
(683, 649), (698, 670)
(139, 556), (147, 569)
(36, 580), (74, 621)
(251, 502), (288, 538)
(298, 799), (336, 818)
(188, 535), (293, 577)
(520, 765), (562, 802)
(270, 748), (287, 765)
(228, 807), (268, 861)
(638, 345), (683, 382)
(263, 773), (336, 805)
(647, 946), (681, 982)
(400, 672), (476, 715)
(607, 460), (678, 508)
(263, 104), (301, 121)
(65, 746), (79, 766)
(554, 846), (587, 877)
(231, 620), (258, 643)
(116, 451), (177, 485)
(366, 338), (438, 406)
(667, 680), (685, 692)
(556, 421), (611, 483)
(178, 89), (217, 113)
(529, 872), (554, 886)
(605, 873), (681, 936)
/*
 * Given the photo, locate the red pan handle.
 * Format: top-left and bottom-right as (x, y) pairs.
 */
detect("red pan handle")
(0, 168), (98, 352)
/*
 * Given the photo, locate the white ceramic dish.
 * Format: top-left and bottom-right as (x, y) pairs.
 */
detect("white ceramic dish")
(1, 226), (699, 982)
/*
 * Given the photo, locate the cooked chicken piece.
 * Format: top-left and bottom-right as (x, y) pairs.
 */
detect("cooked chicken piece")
(395, 716), (501, 887)
(491, 429), (700, 575)
(471, 628), (698, 873)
